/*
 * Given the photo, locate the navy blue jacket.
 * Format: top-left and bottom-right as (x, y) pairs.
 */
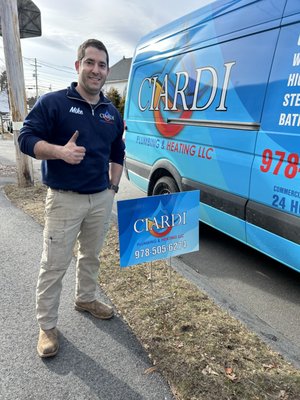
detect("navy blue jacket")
(18, 83), (125, 194)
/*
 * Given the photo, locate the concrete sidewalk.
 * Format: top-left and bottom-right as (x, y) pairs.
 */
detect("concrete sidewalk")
(0, 140), (173, 400)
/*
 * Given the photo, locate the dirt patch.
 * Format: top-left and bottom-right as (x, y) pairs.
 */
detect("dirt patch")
(3, 182), (300, 400)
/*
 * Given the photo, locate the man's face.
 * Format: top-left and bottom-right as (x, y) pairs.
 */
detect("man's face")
(75, 46), (109, 97)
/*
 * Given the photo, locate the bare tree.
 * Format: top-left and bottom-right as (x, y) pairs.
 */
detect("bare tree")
(0, 70), (8, 92)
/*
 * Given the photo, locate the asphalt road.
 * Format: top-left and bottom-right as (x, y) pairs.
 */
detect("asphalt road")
(1, 137), (300, 371)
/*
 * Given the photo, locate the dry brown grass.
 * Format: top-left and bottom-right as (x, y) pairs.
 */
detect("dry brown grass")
(3, 182), (300, 400)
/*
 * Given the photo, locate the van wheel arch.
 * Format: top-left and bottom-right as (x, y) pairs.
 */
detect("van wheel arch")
(148, 160), (182, 195)
(153, 176), (179, 195)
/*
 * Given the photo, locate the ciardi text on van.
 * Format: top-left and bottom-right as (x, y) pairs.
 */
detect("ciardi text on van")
(138, 62), (236, 112)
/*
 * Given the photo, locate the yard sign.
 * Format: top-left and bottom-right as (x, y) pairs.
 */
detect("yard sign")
(117, 191), (200, 267)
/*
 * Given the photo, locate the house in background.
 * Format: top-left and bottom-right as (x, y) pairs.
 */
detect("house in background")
(103, 57), (132, 97)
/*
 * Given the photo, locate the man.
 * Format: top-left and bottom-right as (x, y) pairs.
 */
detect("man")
(18, 39), (125, 358)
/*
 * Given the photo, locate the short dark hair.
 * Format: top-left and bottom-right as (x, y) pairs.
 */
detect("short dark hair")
(77, 39), (109, 67)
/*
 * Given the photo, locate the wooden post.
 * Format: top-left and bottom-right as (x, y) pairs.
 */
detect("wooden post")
(0, 0), (34, 186)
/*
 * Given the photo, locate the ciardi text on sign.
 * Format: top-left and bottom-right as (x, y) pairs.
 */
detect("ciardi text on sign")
(133, 211), (187, 235)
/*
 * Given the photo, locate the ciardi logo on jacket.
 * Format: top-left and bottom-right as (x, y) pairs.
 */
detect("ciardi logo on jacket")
(99, 111), (115, 123)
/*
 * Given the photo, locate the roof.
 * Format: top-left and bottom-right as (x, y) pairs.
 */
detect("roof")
(107, 57), (132, 82)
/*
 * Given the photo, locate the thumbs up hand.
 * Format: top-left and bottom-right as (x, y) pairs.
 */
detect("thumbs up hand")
(61, 130), (86, 164)
(68, 130), (80, 144)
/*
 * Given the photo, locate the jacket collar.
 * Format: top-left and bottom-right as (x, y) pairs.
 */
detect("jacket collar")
(67, 82), (110, 105)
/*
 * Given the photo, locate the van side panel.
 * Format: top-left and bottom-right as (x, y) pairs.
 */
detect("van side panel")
(127, 30), (279, 193)
(248, 7), (300, 270)
(126, 15), (280, 241)
(124, 0), (300, 271)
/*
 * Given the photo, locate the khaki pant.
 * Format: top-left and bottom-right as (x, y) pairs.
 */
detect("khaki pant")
(37, 188), (114, 330)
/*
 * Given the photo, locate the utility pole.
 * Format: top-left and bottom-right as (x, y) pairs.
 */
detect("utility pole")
(34, 57), (38, 99)
(32, 57), (40, 100)
(0, 0), (34, 187)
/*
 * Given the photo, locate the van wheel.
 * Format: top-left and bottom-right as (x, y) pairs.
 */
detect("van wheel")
(153, 177), (179, 195)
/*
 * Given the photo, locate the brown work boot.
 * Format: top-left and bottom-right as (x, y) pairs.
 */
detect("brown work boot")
(37, 327), (59, 358)
(75, 299), (114, 320)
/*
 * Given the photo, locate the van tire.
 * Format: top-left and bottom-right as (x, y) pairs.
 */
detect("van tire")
(153, 177), (179, 195)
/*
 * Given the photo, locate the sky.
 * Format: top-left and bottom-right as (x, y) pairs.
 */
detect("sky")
(1, 0), (212, 96)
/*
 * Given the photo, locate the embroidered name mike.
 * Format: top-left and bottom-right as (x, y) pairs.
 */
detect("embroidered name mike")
(69, 107), (83, 115)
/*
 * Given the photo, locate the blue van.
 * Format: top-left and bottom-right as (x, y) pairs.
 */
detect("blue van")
(123, 0), (300, 272)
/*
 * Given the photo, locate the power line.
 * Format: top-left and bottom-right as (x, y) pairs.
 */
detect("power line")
(23, 56), (74, 74)
(23, 56), (76, 95)
(1, 46), (76, 94)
